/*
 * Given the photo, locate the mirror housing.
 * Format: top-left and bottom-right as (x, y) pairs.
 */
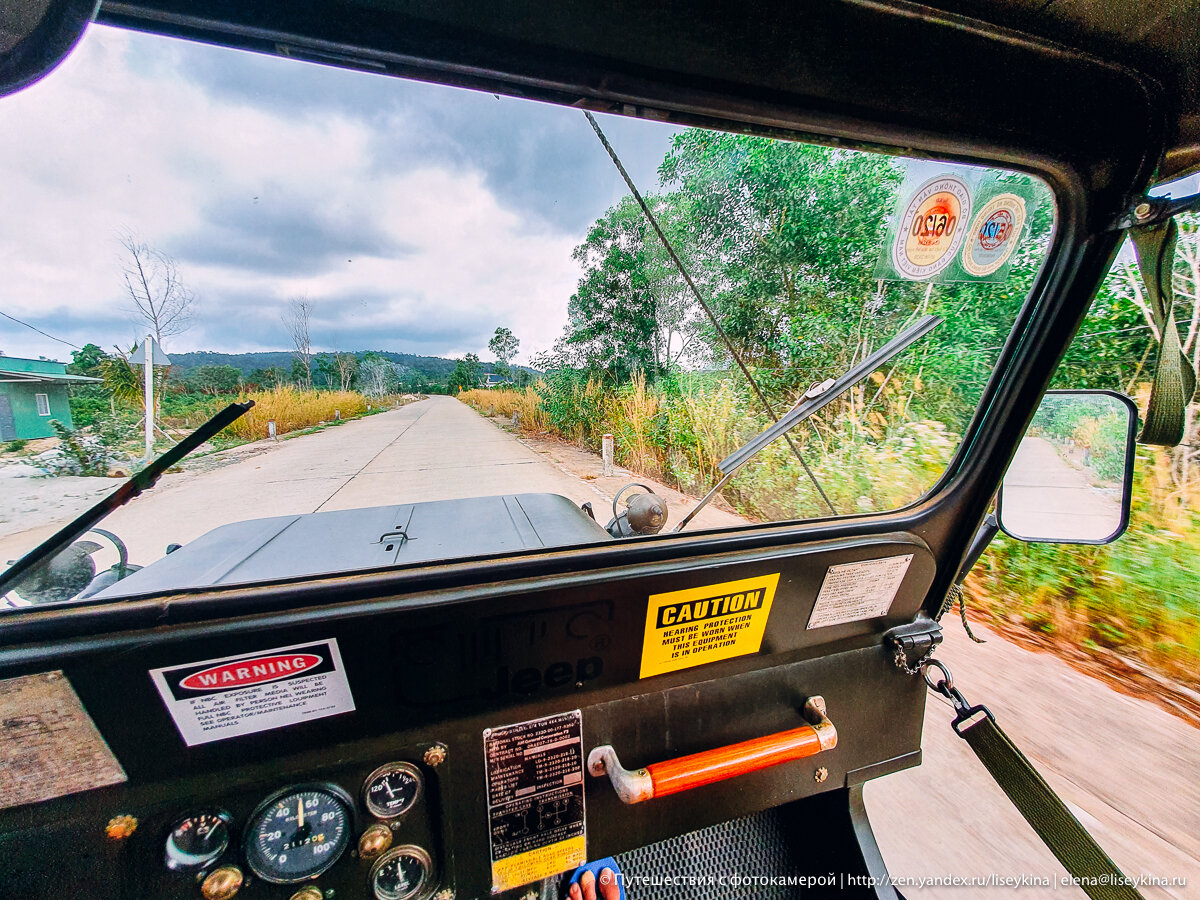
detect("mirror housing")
(0, 0), (96, 98)
(998, 390), (1137, 544)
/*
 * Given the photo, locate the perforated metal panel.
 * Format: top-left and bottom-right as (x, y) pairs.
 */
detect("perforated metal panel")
(614, 808), (804, 899)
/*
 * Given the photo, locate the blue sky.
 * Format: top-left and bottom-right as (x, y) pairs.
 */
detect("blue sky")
(0, 25), (681, 364)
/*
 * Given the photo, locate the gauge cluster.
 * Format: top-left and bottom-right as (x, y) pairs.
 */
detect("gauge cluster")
(145, 748), (447, 900)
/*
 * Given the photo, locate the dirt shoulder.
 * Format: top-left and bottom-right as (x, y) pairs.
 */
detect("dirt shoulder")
(482, 416), (752, 532)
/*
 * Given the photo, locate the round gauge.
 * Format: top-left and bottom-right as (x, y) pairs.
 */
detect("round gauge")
(243, 784), (353, 884)
(362, 762), (424, 820)
(164, 811), (231, 872)
(370, 845), (434, 900)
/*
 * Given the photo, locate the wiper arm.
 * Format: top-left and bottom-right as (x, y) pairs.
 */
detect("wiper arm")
(673, 315), (941, 532)
(0, 401), (254, 600)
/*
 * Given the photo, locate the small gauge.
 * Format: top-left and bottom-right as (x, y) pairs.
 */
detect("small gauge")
(164, 811), (231, 872)
(243, 784), (353, 884)
(370, 845), (434, 900)
(362, 762), (424, 820)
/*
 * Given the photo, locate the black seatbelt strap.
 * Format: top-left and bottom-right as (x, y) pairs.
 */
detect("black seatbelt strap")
(1129, 218), (1195, 446)
(920, 660), (1146, 900)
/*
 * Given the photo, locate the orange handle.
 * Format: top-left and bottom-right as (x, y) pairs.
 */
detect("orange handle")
(588, 696), (836, 804)
(647, 725), (825, 797)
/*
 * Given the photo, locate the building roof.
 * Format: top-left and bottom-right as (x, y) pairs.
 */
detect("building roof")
(0, 368), (101, 384)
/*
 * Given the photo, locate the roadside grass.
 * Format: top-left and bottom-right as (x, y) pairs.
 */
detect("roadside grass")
(224, 388), (412, 441)
(460, 376), (1200, 688)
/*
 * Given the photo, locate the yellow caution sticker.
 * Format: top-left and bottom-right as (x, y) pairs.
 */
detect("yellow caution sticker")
(639, 573), (780, 678)
(491, 835), (586, 894)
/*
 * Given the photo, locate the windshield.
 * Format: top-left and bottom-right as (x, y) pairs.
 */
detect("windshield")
(0, 25), (1054, 605)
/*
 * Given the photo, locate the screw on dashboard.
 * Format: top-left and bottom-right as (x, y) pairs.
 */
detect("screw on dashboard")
(200, 865), (244, 900)
(424, 743), (448, 767)
(104, 814), (138, 841)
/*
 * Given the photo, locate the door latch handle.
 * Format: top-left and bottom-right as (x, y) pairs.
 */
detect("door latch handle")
(587, 696), (836, 804)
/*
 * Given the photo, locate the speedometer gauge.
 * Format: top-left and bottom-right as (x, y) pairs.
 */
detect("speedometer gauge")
(244, 784), (353, 883)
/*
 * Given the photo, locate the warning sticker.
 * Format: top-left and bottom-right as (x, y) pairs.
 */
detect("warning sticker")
(485, 710), (586, 893)
(149, 639), (355, 746)
(807, 555), (913, 629)
(639, 573), (779, 679)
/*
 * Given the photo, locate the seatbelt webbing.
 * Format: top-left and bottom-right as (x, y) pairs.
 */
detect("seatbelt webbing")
(1129, 219), (1195, 446)
(958, 713), (1145, 900)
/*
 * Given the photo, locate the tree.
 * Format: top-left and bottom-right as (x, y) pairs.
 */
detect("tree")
(335, 353), (358, 391)
(358, 352), (398, 396)
(67, 343), (108, 376)
(283, 296), (314, 390)
(186, 364), (242, 395)
(119, 233), (196, 349)
(448, 353), (482, 392)
(488, 327), (520, 375)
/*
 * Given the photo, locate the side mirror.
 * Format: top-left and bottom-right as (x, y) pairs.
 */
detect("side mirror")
(0, 0), (97, 98)
(998, 390), (1137, 544)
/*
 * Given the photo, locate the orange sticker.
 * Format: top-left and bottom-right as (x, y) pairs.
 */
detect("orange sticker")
(892, 175), (972, 279)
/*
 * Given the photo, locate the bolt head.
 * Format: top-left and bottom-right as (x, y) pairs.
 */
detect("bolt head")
(814, 767), (829, 784)
(105, 814), (138, 841)
(1135, 201), (1153, 220)
(424, 744), (448, 767)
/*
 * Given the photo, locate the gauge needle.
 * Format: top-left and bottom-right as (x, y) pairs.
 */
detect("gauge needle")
(297, 798), (304, 828)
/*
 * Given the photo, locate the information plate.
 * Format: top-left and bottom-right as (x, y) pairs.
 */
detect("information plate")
(484, 710), (586, 893)
(807, 555), (913, 629)
(149, 639), (355, 746)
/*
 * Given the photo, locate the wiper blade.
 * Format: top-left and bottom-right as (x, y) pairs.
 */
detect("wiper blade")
(0, 401), (254, 601)
(674, 315), (941, 531)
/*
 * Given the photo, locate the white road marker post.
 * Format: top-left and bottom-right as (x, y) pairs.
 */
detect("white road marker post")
(602, 433), (614, 477)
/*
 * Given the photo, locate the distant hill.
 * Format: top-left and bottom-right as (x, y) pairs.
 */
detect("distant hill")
(168, 350), (535, 381)
(171, 350), (460, 378)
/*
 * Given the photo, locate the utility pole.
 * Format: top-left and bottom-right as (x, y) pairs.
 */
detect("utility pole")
(130, 334), (171, 462)
(144, 335), (154, 460)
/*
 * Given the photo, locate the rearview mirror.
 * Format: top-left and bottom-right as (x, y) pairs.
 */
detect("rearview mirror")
(0, 0), (96, 98)
(997, 390), (1137, 544)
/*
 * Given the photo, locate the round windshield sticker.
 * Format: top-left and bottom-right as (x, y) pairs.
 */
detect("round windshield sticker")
(892, 175), (972, 279)
(962, 193), (1027, 277)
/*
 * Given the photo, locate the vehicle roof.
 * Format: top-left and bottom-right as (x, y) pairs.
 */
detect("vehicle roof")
(95, 0), (1184, 208)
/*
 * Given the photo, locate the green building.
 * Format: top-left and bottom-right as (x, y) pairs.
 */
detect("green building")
(0, 356), (100, 441)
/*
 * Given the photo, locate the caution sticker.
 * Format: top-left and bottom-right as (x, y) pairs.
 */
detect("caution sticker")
(149, 639), (355, 746)
(891, 175), (972, 279)
(639, 573), (779, 678)
(961, 192), (1027, 277)
(484, 711), (586, 893)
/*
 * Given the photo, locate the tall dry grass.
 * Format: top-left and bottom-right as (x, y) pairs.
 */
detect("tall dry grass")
(457, 387), (547, 431)
(226, 388), (369, 440)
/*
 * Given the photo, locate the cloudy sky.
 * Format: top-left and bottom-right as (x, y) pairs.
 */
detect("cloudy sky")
(0, 24), (681, 365)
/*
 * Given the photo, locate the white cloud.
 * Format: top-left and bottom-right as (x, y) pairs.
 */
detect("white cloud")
(0, 25), (597, 364)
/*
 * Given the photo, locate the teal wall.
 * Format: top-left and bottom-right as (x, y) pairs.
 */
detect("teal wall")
(0, 382), (75, 440)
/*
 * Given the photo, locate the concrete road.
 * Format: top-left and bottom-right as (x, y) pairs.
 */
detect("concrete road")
(1, 396), (1196, 896)
(1002, 436), (1123, 542)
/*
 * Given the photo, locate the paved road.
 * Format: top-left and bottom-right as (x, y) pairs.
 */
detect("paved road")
(2, 396), (1196, 896)
(1002, 436), (1124, 542)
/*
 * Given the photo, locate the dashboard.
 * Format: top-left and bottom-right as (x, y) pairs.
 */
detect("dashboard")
(0, 526), (935, 899)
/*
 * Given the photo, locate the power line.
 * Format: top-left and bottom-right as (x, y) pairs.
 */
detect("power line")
(0, 308), (81, 350)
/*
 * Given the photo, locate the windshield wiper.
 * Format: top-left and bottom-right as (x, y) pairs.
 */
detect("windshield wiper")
(673, 315), (941, 531)
(0, 401), (254, 601)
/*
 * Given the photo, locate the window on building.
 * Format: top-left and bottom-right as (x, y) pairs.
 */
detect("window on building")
(35, 393), (50, 416)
